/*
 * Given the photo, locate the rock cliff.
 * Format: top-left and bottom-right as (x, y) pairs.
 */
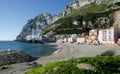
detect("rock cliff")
(17, 0), (120, 40)
(63, 0), (120, 16)
(16, 13), (60, 41)
(113, 10), (120, 28)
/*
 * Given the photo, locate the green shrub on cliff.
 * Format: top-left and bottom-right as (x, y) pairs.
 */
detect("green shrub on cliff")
(25, 56), (120, 74)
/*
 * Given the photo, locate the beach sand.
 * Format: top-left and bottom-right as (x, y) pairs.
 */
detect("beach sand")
(35, 43), (120, 65)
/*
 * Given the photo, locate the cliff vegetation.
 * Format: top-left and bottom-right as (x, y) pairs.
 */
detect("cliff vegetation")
(43, 3), (120, 35)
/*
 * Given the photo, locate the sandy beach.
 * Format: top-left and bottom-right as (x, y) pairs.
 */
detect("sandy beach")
(35, 43), (120, 65)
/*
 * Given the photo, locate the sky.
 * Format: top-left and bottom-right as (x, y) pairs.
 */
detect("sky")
(0, 0), (73, 40)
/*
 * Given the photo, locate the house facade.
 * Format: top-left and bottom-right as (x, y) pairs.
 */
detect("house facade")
(98, 27), (120, 44)
(25, 29), (42, 42)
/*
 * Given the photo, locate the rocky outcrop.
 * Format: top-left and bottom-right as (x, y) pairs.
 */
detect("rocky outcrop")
(16, 13), (60, 41)
(63, 0), (120, 16)
(0, 50), (32, 66)
(113, 10), (120, 28)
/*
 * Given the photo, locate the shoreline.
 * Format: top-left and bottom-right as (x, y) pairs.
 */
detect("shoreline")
(52, 45), (62, 54)
(35, 42), (120, 65)
(1, 42), (120, 74)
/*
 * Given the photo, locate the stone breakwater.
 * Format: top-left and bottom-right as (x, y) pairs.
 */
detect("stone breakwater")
(0, 50), (32, 66)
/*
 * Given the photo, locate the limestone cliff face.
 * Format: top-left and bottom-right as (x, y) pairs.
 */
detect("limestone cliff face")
(17, 0), (120, 40)
(16, 13), (60, 41)
(63, 0), (120, 16)
(113, 10), (120, 28)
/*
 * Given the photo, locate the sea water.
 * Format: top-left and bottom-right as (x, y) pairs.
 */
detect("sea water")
(0, 41), (57, 57)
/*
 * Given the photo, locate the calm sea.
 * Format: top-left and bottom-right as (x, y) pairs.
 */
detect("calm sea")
(0, 41), (57, 57)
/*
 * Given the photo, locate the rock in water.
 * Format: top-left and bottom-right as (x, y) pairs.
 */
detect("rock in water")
(0, 50), (32, 66)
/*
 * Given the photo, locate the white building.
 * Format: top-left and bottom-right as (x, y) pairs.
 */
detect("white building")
(25, 35), (32, 41)
(31, 29), (42, 40)
(77, 37), (86, 44)
(25, 28), (42, 42)
(98, 27), (120, 44)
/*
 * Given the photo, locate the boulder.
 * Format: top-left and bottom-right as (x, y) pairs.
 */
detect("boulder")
(76, 63), (96, 71)
(0, 50), (32, 66)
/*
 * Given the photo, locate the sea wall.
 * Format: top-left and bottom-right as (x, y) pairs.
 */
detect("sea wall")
(0, 50), (32, 66)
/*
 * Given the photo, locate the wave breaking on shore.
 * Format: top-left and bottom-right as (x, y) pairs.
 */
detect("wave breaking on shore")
(52, 46), (62, 54)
